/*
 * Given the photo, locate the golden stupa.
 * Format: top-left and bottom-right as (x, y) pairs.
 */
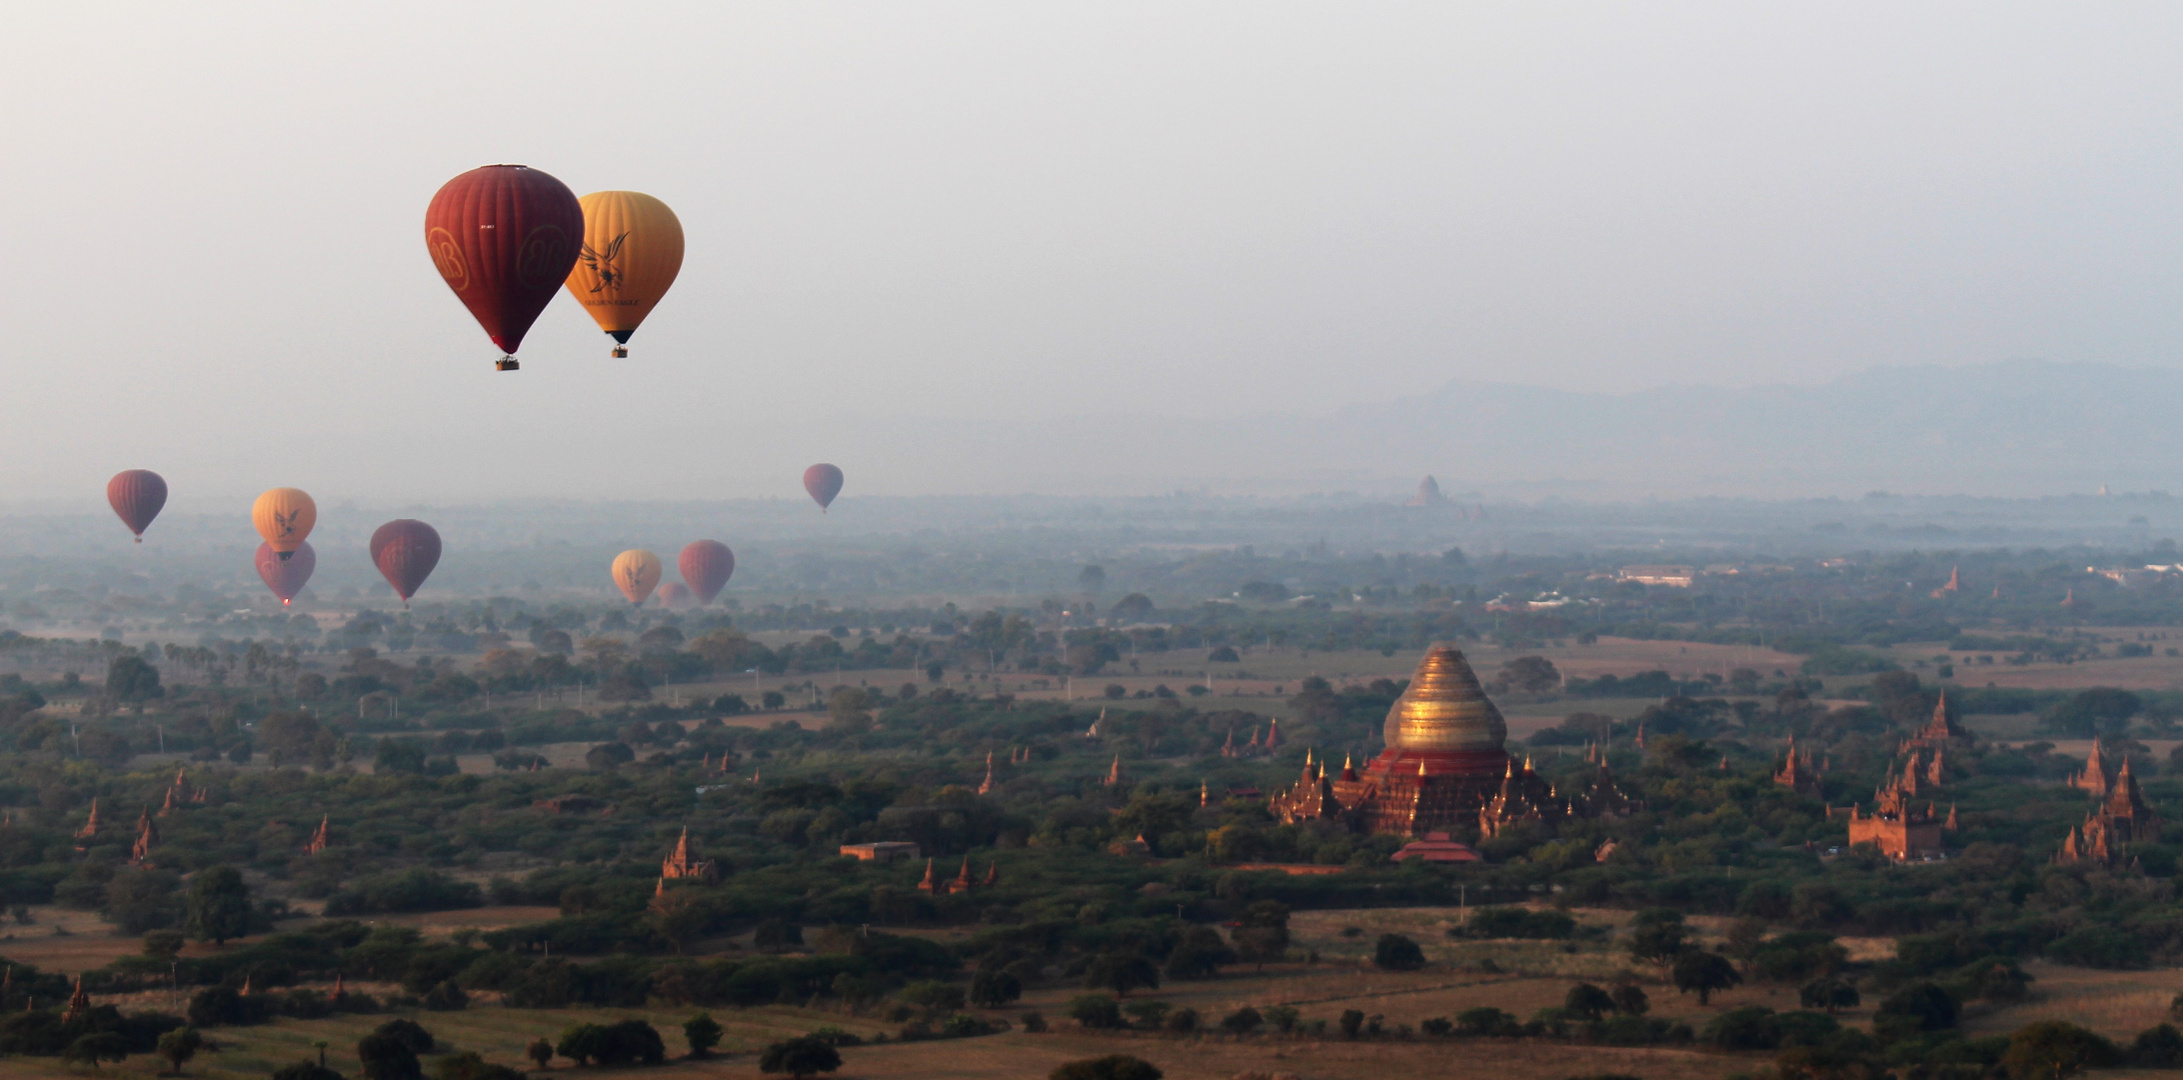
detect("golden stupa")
(1381, 642), (1507, 753)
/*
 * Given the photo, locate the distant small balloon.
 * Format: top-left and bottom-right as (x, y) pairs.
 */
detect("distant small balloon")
(371, 519), (442, 606)
(612, 549), (663, 605)
(678, 540), (735, 603)
(252, 488), (317, 561)
(107, 470), (167, 542)
(656, 582), (694, 609)
(256, 541), (315, 606)
(804, 464), (844, 512)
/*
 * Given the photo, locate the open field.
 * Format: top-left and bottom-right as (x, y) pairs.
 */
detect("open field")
(19, 901), (2183, 1079)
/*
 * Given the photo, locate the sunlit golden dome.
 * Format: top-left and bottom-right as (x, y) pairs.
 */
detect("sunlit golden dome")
(1382, 642), (1507, 753)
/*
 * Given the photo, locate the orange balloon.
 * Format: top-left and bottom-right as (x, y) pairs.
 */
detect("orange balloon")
(611, 549), (663, 605)
(565, 191), (684, 356)
(252, 488), (317, 561)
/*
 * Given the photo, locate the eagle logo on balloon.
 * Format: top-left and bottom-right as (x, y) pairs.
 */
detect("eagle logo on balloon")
(577, 232), (631, 294)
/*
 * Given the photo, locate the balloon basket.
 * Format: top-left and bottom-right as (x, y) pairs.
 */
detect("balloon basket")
(495, 356), (520, 371)
(611, 346), (628, 358)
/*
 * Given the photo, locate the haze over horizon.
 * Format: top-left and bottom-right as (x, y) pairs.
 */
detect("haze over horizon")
(8, 5), (2183, 503)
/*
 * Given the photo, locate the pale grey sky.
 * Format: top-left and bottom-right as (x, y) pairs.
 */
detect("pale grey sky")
(3, 4), (2182, 502)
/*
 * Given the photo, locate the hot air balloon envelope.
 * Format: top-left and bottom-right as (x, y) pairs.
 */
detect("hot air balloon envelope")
(804, 464), (844, 511)
(107, 470), (167, 541)
(566, 191), (684, 355)
(256, 541), (315, 605)
(612, 549), (663, 605)
(657, 582), (694, 610)
(425, 165), (584, 367)
(253, 488), (317, 561)
(371, 520), (442, 603)
(679, 540), (735, 604)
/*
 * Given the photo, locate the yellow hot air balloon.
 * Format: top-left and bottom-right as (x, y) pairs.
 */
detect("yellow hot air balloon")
(612, 549), (663, 605)
(566, 191), (684, 357)
(252, 488), (317, 562)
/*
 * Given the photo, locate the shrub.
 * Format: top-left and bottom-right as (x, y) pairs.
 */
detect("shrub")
(1456, 907), (1576, 940)
(1164, 1007), (1199, 1034)
(1022, 1011), (1048, 1033)
(1050, 1054), (1163, 1080)
(1705, 1006), (1781, 1051)
(1874, 982), (1959, 1042)
(1373, 933), (1425, 971)
(760, 1036), (841, 1078)
(1068, 994), (1123, 1030)
(1456, 1007), (1515, 1037)
(431, 1052), (527, 1080)
(1220, 1006), (1262, 1034)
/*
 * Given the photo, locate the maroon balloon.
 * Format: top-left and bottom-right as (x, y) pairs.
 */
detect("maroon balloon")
(106, 470), (167, 541)
(256, 540), (315, 606)
(803, 463), (844, 511)
(679, 540), (735, 603)
(424, 165), (584, 367)
(371, 519), (442, 604)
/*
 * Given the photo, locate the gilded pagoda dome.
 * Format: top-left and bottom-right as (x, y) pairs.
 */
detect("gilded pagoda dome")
(1382, 642), (1507, 752)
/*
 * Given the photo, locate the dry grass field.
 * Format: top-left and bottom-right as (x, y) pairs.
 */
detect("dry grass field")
(20, 901), (2183, 1079)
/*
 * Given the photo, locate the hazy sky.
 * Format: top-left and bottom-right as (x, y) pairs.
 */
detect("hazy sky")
(6, 4), (2183, 502)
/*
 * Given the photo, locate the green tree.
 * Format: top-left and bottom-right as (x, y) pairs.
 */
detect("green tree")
(1050, 1056), (1161, 1080)
(1495, 655), (1561, 693)
(1625, 908), (1688, 968)
(1610, 983), (1649, 1016)
(1564, 983), (1616, 1021)
(1799, 977), (1860, 1015)
(1232, 900), (1291, 971)
(64, 1032), (131, 1070)
(1874, 982), (1959, 1042)
(157, 1026), (203, 1076)
(1164, 925), (1236, 980)
(969, 969), (1022, 1007)
(525, 1037), (554, 1070)
(1672, 950), (1743, 1006)
(1219, 1006), (1262, 1034)
(1068, 994), (1123, 1029)
(759, 1036), (841, 1079)
(826, 688), (872, 733)
(1083, 952), (1159, 997)
(106, 654), (164, 704)
(2004, 1020), (2119, 1080)
(683, 1013), (723, 1058)
(1373, 933), (1425, 971)
(430, 1052), (526, 1080)
(358, 1034), (421, 1080)
(185, 866), (251, 945)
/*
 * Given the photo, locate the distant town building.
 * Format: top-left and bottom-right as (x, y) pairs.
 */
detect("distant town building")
(1619, 565), (1696, 587)
(660, 827), (719, 882)
(1389, 832), (1482, 863)
(838, 841), (921, 863)
(2057, 754), (2162, 866)
(73, 799), (102, 852)
(1773, 737), (1824, 796)
(1407, 476), (1449, 507)
(1836, 760), (1949, 861)
(1269, 643), (1630, 839)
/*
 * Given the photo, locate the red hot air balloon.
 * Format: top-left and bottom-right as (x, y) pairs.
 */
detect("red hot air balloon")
(371, 520), (442, 607)
(106, 470), (167, 542)
(679, 540), (735, 604)
(256, 541), (315, 606)
(425, 165), (584, 371)
(803, 464), (844, 512)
